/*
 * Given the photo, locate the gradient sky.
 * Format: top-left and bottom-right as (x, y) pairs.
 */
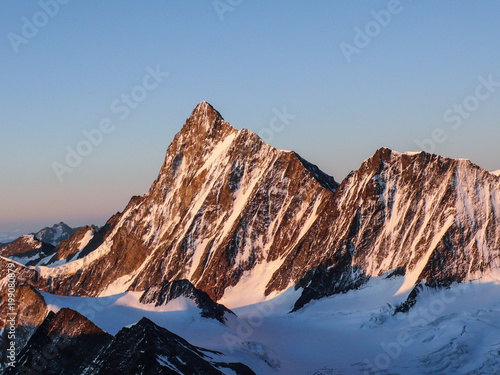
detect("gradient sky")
(1, 1), (500, 237)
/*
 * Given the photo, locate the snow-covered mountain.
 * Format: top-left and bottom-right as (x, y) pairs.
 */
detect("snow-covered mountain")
(20, 103), (499, 313)
(17, 275), (500, 375)
(35, 222), (75, 246)
(0, 225), (97, 267)
(28, 102), (339, 302)
(492, 169), (500, 177)
(43, 225), (97, 266)
(0, 234), (56, 266)
(2, 102), (500, 374)
(289, 148), (500, 310)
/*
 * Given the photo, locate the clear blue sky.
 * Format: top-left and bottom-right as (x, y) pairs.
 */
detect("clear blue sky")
(1, 1), (499, 237)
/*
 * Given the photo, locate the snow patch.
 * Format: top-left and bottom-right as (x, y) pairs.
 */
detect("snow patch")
(21, 234), (40, 247)
(99, 274), (137, 297)
(37, 274), (500, 375)
(404, 151), (423, 156)
(78, 229), (94, 251)
(113, 291), (198, 312)
(219, 259), (286, 308)
(35, 240), (114, 277)
(396, 215), (455, 296)
(199, 132), (237, 173)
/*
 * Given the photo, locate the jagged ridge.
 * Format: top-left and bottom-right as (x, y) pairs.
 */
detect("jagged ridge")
(7, 103), (499, 313)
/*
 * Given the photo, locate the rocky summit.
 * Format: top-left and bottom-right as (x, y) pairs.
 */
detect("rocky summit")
(28, 101), (341, 302)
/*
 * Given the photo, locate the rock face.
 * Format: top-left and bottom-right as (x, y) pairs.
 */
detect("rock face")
(0, 257), (39, 289)
(139, 279), (235, 323)
(0, 284), (48, 367)
(9, 308), (112, 375)
(84, 317), (255, 375)
(284, 148), (500, 308)
(291, 265), (369, 312)
(31, 101), (339, 300)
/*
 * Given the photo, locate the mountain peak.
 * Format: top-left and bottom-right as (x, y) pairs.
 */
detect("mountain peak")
(356, 147), (403, 175)
(373, 146), (396, 161)
(192, 100), (220, 116)
(367, 148), (486, 175)
(363, 147), (461, 173)
(370, 147), (422, 160)
(34, 222), (75, 246)
(181, 101), (234, 136)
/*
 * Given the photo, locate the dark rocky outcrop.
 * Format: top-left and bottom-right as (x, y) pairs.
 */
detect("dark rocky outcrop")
(292, 265), (370, 312)
(84, 317), (255, 375)
(139, 279), (235, 323)
(0, 284), (48, 367)
(7, 308), (112, 375)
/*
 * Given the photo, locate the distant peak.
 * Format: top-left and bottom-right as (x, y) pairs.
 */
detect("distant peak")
(359, 147), (418, 173)
(371, 147), (430, 163)
(360, 147), (491, 178)
(375, 147), (394, 158)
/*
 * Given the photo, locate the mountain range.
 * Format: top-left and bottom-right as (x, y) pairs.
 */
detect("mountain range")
(1, 102), (499, 374)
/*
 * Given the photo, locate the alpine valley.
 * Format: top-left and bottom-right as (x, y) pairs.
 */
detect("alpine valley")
(1, 102), (500, 374)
